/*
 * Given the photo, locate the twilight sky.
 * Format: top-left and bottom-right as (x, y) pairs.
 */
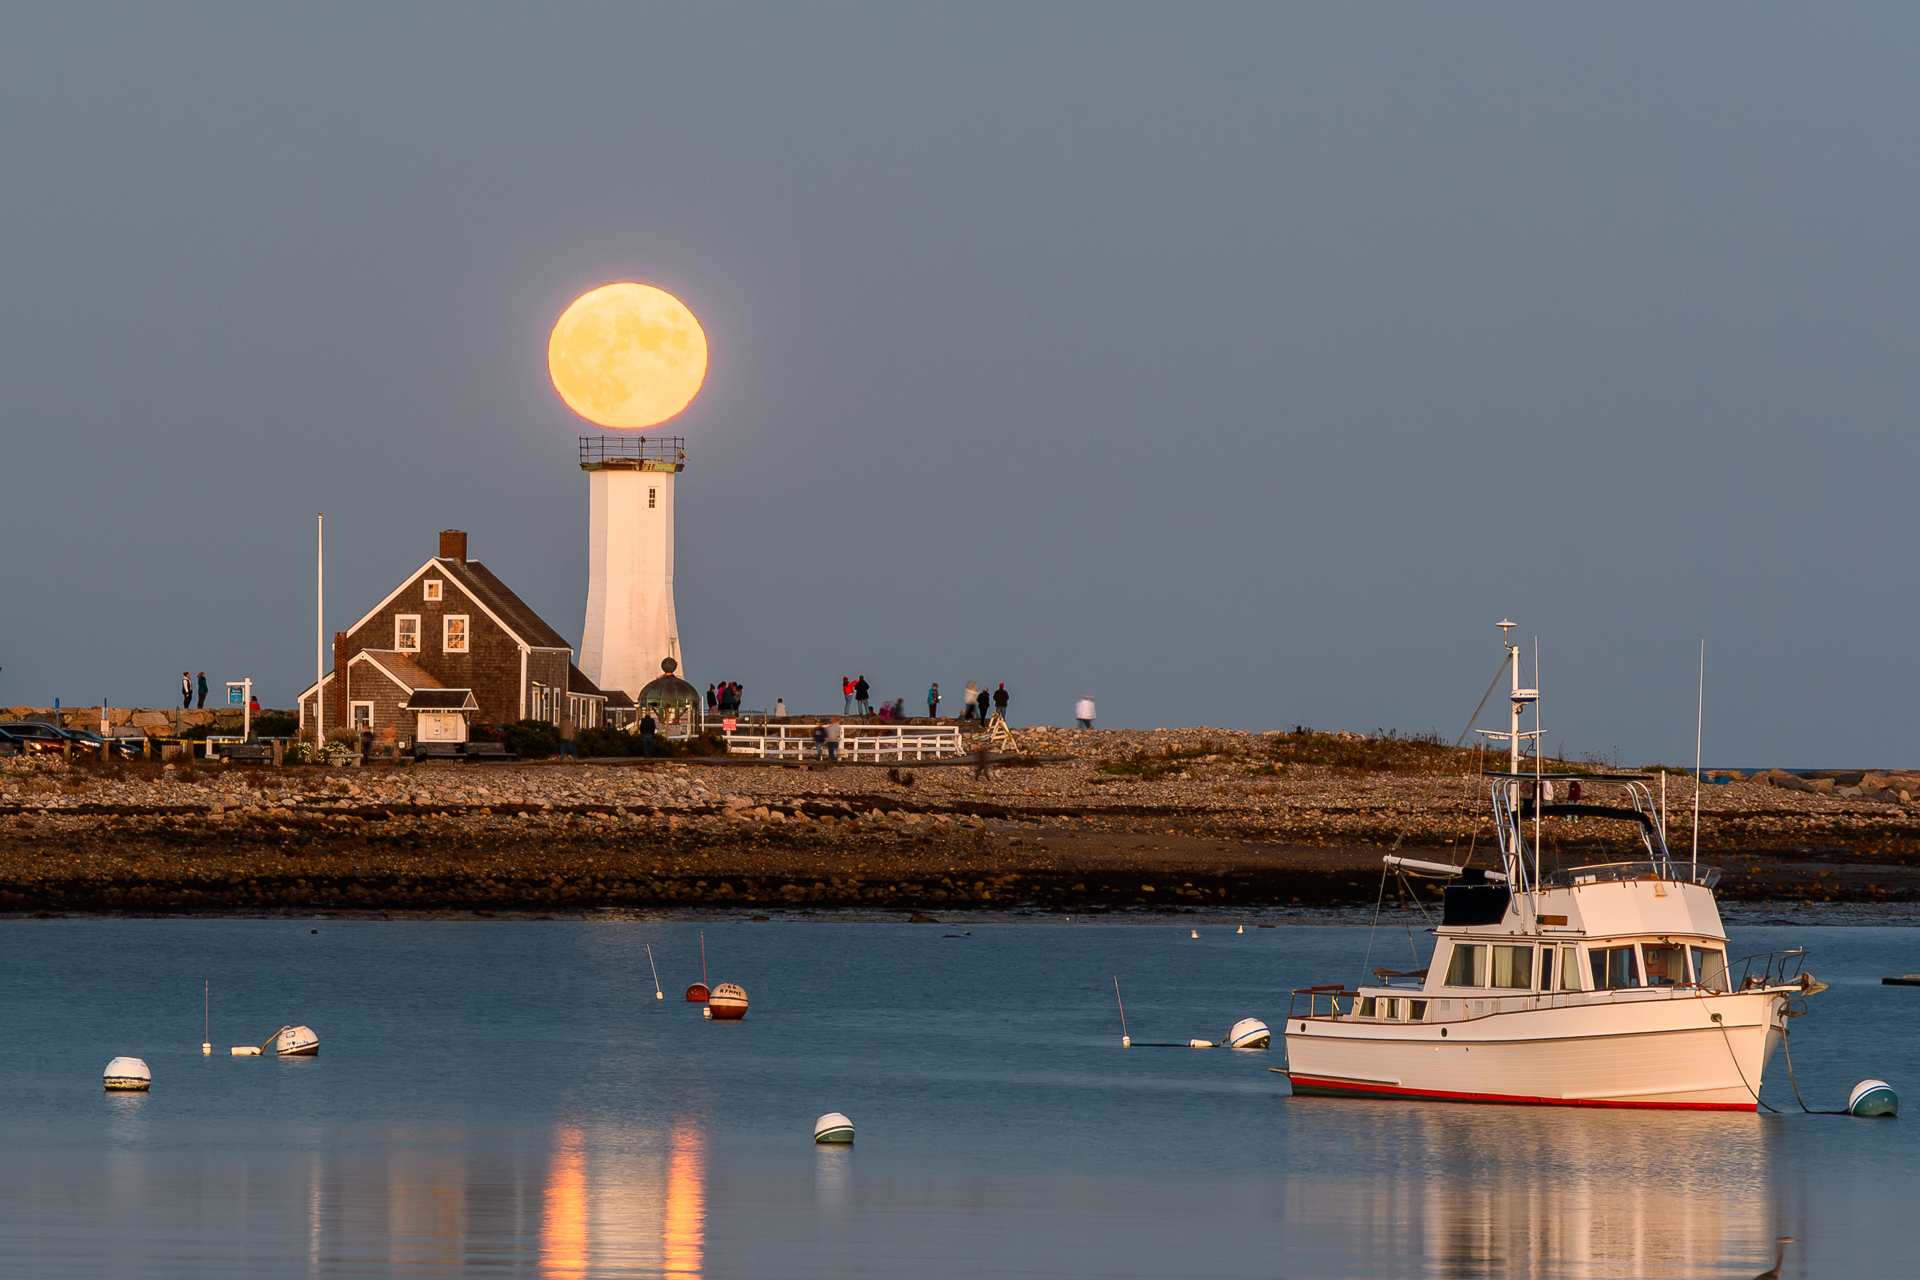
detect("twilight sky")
(2, 4), (1916, 767)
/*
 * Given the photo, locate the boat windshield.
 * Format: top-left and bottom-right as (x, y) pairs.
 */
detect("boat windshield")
(1590, 945), (1640, 989)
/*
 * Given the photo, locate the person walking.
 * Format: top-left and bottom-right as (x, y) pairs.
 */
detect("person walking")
(811, 720), (827, 759)
(976, 684), (991, 722)
(639, 711), (657, 757)
(927, 683), (940, 720)
(854, 676), (870, 716)
(993, 683), (1010, 720)
(842, 677), (855, 715)
(962, 680), (980, 721)
(824, 716), (843, 762)
(195, 672), (209, 709)
(180, 672), (192, 710)
(1075, 696), (1096, 729)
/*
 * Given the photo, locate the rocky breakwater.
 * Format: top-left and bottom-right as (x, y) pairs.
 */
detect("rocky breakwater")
(3, 731), (1919, 913)
(3, 705), (274, 737)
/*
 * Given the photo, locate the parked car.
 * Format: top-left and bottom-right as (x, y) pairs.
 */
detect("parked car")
(54, 726), (143, 759)
(0, 722), (70, 755)
(0, 728), (23, 757)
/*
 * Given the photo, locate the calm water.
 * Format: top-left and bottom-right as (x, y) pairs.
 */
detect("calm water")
(0, 917), (1912, 1279)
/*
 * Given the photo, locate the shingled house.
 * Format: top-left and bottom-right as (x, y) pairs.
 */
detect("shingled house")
(298, 530), (628, 744)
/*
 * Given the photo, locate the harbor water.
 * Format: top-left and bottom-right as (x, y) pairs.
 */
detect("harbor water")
(0, 917), (1911, 1278)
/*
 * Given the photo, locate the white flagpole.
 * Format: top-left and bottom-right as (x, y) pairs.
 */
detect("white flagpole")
(316, 511), (325, 745)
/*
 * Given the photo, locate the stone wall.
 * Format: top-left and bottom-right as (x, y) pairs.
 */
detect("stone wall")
(3, 706), (293, 737)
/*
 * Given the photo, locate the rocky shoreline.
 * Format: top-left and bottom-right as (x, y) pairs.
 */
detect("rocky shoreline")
(5, 727), (1919, 914)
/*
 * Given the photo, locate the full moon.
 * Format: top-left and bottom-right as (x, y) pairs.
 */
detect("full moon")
(547, 283), (708, 429)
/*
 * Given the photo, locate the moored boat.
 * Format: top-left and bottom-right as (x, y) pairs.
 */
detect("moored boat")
(1282, 624), (1823, 1111)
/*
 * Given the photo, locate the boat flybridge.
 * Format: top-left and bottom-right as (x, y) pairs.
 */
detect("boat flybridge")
(1282, 624), (1824, 1111)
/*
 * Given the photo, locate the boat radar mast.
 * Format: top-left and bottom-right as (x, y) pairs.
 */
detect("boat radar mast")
(1481, 620), (1539, 777)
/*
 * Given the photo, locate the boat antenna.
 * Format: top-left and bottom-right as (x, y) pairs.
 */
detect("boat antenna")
(1533, 637), (1542, 907)
(1692, 639), (1704, 874)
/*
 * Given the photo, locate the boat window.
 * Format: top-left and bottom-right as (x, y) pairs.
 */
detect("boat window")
(1491, 945), (1534, 989)
(1691, 946), (1728, 991)
(1561, 947), (1583, 991)
(1539, 946), (1558, 992)
(1409, 1000), (1428, 1021)
(1357, 997), (1377, 1018)
(1443, 944), (1485, 987)
(1643, 944), (1686, 987)
(1589, 945), (1641, 989)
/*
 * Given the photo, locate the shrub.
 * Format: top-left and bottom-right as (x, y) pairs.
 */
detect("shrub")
(252, 712), (299, 737)
(502, 719), (561, 760)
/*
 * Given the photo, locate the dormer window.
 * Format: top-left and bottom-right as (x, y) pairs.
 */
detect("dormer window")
(424, 579), (443, 602)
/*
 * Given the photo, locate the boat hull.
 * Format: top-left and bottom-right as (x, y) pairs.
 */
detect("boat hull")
(1285, 990), (1785, 1111)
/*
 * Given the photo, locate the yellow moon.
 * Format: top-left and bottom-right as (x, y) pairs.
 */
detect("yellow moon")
(547, 283), (708, 429)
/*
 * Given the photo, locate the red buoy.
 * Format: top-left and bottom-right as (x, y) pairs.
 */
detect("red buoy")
(685, 983), (710, 1003)
(708, 983), (748, 1020)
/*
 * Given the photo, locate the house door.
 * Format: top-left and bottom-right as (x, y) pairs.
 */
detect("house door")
(416, 713), (467, 742)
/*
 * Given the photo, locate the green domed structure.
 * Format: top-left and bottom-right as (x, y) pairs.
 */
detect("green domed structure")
(638, 657), (702, 736)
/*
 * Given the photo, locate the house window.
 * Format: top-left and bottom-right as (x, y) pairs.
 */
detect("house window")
(443, 615), (469, 653)
(424, 579), (443, 601)
(395, 615), (420, 652)
(649, 487), (657, 508)
(350, 702), (374, 729)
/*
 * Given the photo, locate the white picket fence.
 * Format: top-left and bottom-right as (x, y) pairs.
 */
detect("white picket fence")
(722, 723), (964, 762)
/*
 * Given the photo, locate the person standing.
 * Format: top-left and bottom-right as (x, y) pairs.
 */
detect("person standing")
(854, 676), (870, 716)
(196, 672), (208, 709)
(639, 711), (657, 757)
(248, 692), (261, 713)
(706, 684), (717, 716)
(976, 684), (991, 722)
(824, 716), (843, 762)
(1075, 696), (1096, 730)
(181, 672), (192, 710)
(962, 680), (979, 721)
(842, 677), (855, 715)
(927, 683), (940, 720)
(993, 683), (1009, 720)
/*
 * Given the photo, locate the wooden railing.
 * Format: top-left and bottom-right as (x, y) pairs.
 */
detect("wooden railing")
(722, 724), (964, 762)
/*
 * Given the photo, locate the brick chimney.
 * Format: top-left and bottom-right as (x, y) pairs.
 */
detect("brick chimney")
(439, 529), (468, 562)
(333, 630), (349, 733)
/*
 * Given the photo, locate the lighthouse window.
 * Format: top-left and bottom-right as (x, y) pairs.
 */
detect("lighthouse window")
(1590, 945), (1641, 990)
(1690, 947), (1728, 990)
(1643, 945), (1686, 987)
(1491, 945), (1534, 989)
(649, 487), (657, 508)
(1443, 944), (1485, 987)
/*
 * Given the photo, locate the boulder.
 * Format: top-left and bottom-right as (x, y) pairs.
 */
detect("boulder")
(130, 711), (171, 728)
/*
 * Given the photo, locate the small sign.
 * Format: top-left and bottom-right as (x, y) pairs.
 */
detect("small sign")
(227, 683), (245, 706)
(722, 717), (737, 733)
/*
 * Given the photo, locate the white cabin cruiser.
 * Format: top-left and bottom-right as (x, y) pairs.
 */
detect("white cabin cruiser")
(1283, 627), (1823, 1111)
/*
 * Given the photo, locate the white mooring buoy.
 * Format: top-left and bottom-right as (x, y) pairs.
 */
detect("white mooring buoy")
(708, 983), (749, 1020)
(268, 1025), (320, 1056)
(1849, 1079), (1898, 1117)
(1188, 1038), (1216, 1048)
(1236, 925), (1244, 934)
(814, 1112), (855, 1144)
(1190, 929), (1199, 938)
(103, 1057), (151, 1091)
(1227, 1018), (1271, 1049)
(230, 1046), (262, 1056)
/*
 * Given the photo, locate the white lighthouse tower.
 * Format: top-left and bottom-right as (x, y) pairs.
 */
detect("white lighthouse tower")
(577, 434), (686, 699)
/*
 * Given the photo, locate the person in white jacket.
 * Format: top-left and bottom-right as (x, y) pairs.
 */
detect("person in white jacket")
(1074, 696), (1096, 729)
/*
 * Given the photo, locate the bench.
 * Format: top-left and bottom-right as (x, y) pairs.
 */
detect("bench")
(220, 744), (273, 762)
(462, 742), (517, 762)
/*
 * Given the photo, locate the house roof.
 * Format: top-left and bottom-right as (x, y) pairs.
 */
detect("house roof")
(445, 558), (573, 650)
(567, 662), (610, 699)
(604, 689), (636, 709)
(352, 649), (445, 692)
(404, 689), (479, 712)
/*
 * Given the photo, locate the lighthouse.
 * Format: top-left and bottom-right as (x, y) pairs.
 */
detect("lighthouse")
(578, 435), (685, 700)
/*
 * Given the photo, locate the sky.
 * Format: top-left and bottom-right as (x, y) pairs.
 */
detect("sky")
(1, 4), (1916, 767)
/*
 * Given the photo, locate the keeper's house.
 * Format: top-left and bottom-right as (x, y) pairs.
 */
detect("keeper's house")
(298, 530), (629, 745)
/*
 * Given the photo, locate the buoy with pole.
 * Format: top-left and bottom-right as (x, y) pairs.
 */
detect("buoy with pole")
(202, 980), (211, 1056)
(1114, 975), (1130, 1047)
(686, 931), (710, 1003)
(648, 944), (664, 1000)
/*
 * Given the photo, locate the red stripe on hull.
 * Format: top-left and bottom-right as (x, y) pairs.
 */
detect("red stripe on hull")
(1287, 1075), (1755, 1111)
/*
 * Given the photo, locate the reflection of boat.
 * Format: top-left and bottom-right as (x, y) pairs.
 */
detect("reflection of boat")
(1284, 626), (1823, 1111)
(270, 1025), (320, 1056)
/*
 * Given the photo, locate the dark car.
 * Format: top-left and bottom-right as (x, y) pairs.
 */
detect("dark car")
(52, 726), (143, 759)
(0, 728), (24, 757)
(0, 722), (69, 754)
